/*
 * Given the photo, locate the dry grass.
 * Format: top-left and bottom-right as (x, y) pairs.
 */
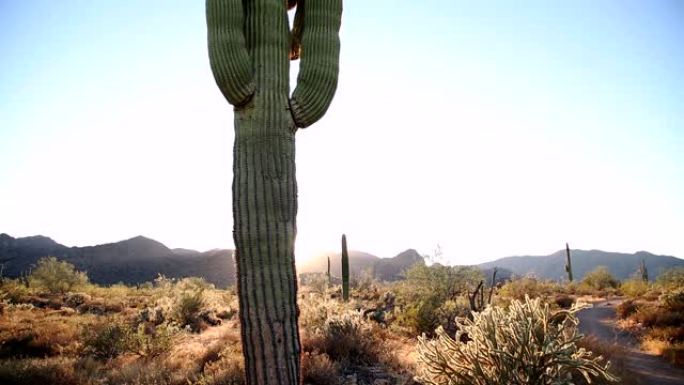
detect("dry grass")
(0, 307), (97, 358)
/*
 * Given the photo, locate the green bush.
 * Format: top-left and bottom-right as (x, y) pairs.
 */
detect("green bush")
(396, 264), (482, 335)
(81, 319), (178, 359)
(81, 319), (133, 359)
(173, 287), (207, 331)
(416, 297), (618, 385)
(657, 267), (684, 290)
(304, 310), (383, 366)
(620, 278), (649, 298)
(661, 289), (684, 312)
(582, 266), (619, 291)
(30, 257), (88, 294)
(497, 277), (560, 303)
(127, 322), (178, 357)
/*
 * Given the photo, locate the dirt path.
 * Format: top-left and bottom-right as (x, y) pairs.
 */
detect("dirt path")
(577, 300), (684, 385)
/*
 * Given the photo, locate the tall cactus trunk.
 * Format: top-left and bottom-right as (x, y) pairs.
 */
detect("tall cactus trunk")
(639, 259), (648, 282)
(565, 242), (573, 282)
(326, 255), (331, 286)
(341, 234), (349, 301)
(207, 1), (342, 384)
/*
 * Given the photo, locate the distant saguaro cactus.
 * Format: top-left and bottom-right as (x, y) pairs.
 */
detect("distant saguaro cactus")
(341, 234), (349, 301)
(565, 242), (573, 282)
(639, 259), (648, 282)
(206, 0), (342, 383)
(326, 255), (331, 286)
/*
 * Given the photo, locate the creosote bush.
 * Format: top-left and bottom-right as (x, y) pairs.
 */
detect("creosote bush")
(81, 318), (178, 359)
(30, 257), (88, 294)
(416, 296), (618, 385)
(620, 277), (650, 298)
(581, 266), (618, 291)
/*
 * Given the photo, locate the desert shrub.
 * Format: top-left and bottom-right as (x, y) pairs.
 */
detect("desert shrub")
(649, 326), (684, 343)
(195, 340), (245, 385)
(303, 310), (383, 366)
(394, 296), (441, 336)
(173, 287), (207, 331)
(620, 278), (649, 298)
(402, 264), (483, 301)
(64, 292), (92, 308)
(81, 318), (178, 359)
(301, 352), (341, 385)
(353, 267), (376, 292)
(395, 264), (482, 335)
(128, 322), (178, 357)
(615, 300), (638, 319)
(633, 305), (660, 327)
(581, 266), (619, 291)
(81, 319), (133, 359)
(30, 257), (88, 294)
(554, 294), (575, 309)
(299, 292), (346, 333)
(661, 289), (684, 311)
(657, 267), (684, 289)
(497, 277), (559, 303)
(416, 297), (618, 385)
(0, 280), (31, 303)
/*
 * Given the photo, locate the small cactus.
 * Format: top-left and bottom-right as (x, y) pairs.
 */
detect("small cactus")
(341, 234), (349, 301)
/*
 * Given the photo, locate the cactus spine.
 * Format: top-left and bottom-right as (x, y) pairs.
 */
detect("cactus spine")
(341, 234), (349, 301)
(206, 1), (342, 384)
(565, 242), (573, 282)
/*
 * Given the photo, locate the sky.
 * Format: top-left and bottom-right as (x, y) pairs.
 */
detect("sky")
(1, 0), (682, 265)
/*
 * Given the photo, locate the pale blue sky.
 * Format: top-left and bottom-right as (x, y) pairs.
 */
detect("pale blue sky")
(1, 1), (682, 264)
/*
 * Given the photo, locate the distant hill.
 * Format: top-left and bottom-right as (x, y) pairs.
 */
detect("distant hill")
(0, 233), (235, 287)
(478, 249), (684, 281)
(298, 248), (425, 281)
(4, 233), (680, 287)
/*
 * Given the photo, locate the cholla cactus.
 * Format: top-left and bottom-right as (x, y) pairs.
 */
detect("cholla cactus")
(416, 296), (618, 385)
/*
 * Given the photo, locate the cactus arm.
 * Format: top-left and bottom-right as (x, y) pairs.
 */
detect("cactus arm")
(289, 0), (342, 128)
(207, 0), (255, 106)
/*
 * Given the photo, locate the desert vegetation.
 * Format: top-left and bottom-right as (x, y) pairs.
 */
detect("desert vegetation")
(614, 267), (684, 366)
(6, 255), (684, 384)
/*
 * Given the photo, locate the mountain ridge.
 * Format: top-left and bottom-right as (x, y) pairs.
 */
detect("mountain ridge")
(477, 249), (684, 281)
(2, 233), (682, 286)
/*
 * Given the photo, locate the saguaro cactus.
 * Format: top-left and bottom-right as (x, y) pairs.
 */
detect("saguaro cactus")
(326, 255), (331, 286)
(565, 242), (573, 282)
(206, 1), (342, 384)
(639, 259), (648, 282)
(341, 234), (349, 301)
